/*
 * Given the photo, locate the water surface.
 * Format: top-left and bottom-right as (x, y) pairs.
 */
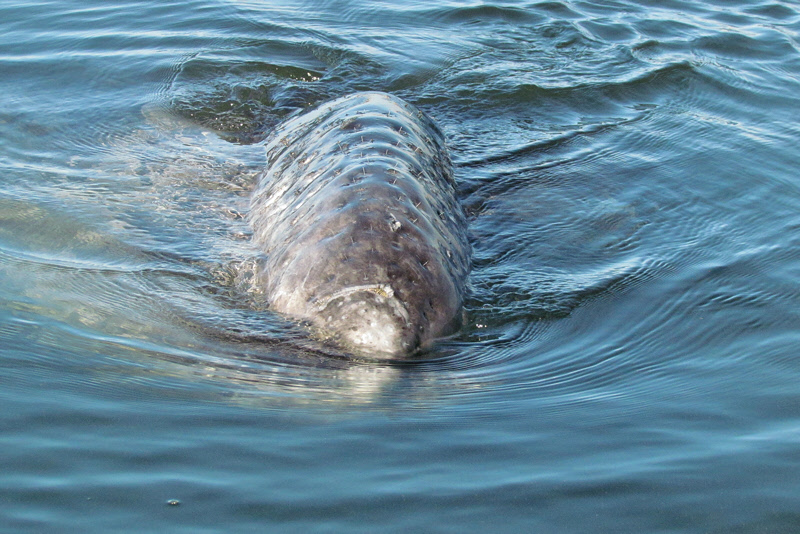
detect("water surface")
(2, 0), (800, 532)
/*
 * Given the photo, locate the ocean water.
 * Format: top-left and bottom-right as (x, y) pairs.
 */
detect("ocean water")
(2, 0), (800, 531)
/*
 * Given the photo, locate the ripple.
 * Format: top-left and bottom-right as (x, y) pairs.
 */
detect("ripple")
(693, 29), (799, 61)
(745, 3), (799, 21)
(2, 0), (798, 420)
(436, 4), (545, 25)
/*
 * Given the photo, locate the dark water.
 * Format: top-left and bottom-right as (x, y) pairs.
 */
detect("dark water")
(2, 0), (800, 531)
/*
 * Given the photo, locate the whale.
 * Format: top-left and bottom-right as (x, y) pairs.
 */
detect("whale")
(249, 92), (470, 358)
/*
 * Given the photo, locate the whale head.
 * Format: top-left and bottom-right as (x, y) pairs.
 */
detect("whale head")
(313, 284), (421, 358)
(249, 91), (471, 359)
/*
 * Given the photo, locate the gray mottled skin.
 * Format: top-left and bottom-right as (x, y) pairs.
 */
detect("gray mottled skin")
(249, 92), (470, 358)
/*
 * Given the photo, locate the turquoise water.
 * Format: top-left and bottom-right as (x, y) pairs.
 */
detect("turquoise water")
(2, 0), (800, 531)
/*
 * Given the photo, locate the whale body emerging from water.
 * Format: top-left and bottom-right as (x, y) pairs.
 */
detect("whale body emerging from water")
(249, 92), (470, 358)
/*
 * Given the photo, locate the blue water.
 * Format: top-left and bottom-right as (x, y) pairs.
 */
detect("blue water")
(2, 0), (800, 531)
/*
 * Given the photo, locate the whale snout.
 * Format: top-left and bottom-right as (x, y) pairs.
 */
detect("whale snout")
(316, 287), (420, 358)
